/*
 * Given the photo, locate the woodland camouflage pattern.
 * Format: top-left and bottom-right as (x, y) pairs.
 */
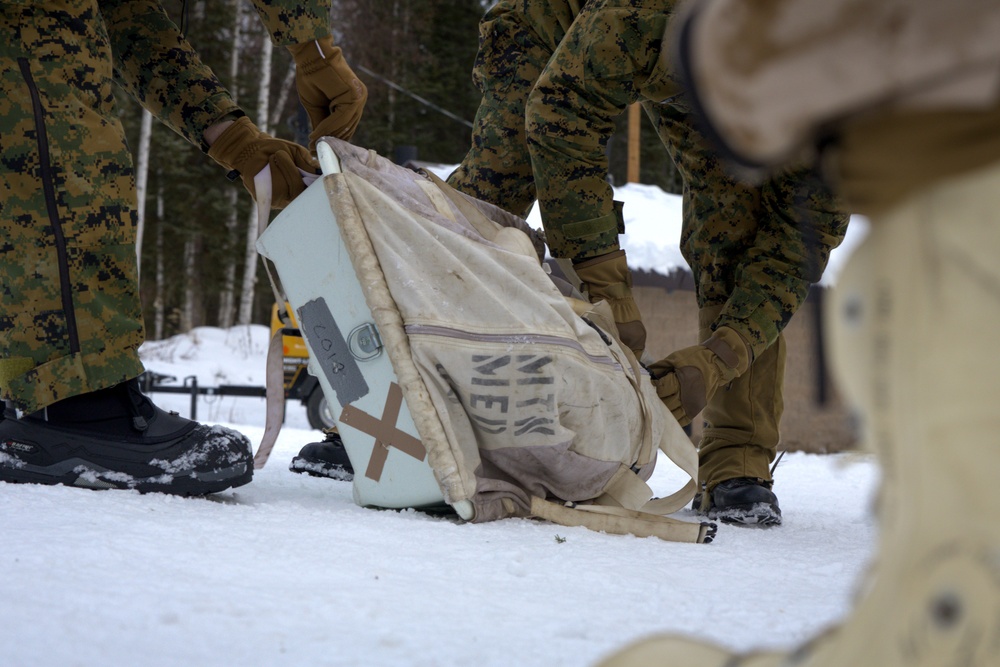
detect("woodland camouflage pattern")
(0, 0), (328, 412)
(448, 0), (584, 219)
(450, 0), (848, 491)
(249, 0), (328, 46)
(450, 0), (848, 358)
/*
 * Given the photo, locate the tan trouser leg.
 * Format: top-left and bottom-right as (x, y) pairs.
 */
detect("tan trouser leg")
(696, 305), (785, 493)
(597, 159), (1000, 667)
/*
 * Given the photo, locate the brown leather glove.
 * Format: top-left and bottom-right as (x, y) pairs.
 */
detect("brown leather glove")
(288, 36), (367, 147)
(207, 117), (318, 209)
(573, 250), (647, 359)
(649, 326), (751, 427)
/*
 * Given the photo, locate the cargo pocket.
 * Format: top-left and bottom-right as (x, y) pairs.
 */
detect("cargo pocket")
(473, 15), (546, 95)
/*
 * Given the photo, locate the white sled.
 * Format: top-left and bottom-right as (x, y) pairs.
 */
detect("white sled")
(256, 144), (462, 516)
(256, 138), (710, 543)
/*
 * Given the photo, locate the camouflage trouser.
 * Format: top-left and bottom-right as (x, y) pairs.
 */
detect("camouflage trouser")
(0, 0), (145, 413)
(647, 101), (847, 488)
(647, 103), (849, 357)
(454, 0), (848, 351)
(448, 0), (584, 219)
(453, 0), (850, 487)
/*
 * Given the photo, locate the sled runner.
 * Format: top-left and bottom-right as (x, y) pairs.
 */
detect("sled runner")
(255, 138), (715, 543)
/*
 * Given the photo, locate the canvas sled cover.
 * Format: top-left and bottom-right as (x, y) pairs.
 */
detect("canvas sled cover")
(258, 138), (713, 544)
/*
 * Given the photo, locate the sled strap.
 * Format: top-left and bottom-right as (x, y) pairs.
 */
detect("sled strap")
(415, 180), (458, 223)
(422, 169), (502, 243)
(614, 328), (699, 516)
(254, 329), (287, 469)
(252, 165), (291, 469)
(638, 418), (700, 515)
(529, 497), (715, 544)
(594, 465), (697, 517)
(645, 420), (699, 514)
(597, 465), (655, 510)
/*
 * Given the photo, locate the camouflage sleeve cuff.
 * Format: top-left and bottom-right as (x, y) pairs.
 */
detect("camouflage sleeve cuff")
(713, 285), (789, 360)
(249, 0), (330, 46)
(546, 202), (624, 261)
(198, 109), (246, 153)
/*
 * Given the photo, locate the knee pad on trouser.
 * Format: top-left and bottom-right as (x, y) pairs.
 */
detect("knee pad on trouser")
(817, 159), (1000, 667)
(593, 160), (1000, 667)
(696, 305), (785, 492)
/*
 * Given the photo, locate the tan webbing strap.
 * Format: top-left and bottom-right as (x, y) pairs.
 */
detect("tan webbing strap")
(530, 497), (714, 544)
(421, 169), (502, 243)
(567, 299), (699, 517)
(645, 384), (700, 514)
(640, 479), (698, 516)
(612, 328), (699, 515)
(636, 424), (699, 516)
(596, 465), (656, 511)
(251, 166), (292, 469)
(594, 463), (696, 517)
(415, 180), (458, 223)
(253, 328), (287, 469)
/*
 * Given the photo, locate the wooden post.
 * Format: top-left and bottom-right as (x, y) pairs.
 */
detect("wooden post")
(627, 103), (641, 183)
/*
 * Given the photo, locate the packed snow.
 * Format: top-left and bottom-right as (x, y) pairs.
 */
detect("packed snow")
(0, 179), (879, 666)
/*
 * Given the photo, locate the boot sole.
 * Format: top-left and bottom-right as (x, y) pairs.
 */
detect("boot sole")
(289, 456), (354, 481)
(708, 501), (782, 527)
(0, 455), (252, 496)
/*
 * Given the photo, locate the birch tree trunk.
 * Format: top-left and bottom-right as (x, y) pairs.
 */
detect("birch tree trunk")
(217, 189), (240, 328)
(153, 180), (166, 340)
(270, 62), (296, 133)
(181, 236), (198, 333)
(217, 0), (245, 328)
(237, 31), (274, 325)
(134, 109), (153, 277)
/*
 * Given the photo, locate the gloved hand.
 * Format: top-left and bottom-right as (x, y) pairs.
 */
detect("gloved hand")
(207, 116), (318, 209)
(573, 250), (647, 359)
(287, 35), (368, 147)
(649, 326), (751, 427)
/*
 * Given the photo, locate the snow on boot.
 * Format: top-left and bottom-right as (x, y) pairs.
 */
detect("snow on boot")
(290, 429), (354, 481)
(596, 157), (1000, 667)
(0, 378), (252, 495)
(705, 477), (781, 527)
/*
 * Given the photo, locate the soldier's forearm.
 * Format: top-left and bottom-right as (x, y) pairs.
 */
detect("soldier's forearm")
(102, 0), (241, 149)
(248, 0), (330, 46)
(716, 169), (849, 357)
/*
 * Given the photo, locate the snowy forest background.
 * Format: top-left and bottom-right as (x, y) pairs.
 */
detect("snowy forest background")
(123, 0), (684, 339)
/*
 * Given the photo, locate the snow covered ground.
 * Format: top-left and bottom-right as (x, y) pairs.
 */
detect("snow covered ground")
(1, 180), (878, 666)
(1, 324), (880, 667)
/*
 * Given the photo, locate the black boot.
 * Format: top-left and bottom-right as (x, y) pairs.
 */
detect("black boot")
(290, 429), (354, 481)
(696, 477), (782, 526)
(0, 378), (252, 495)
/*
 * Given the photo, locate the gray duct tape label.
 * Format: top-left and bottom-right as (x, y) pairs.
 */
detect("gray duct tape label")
(297, 298), (370, 406)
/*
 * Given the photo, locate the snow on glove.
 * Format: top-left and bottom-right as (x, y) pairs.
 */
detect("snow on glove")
(208, 116), (318, 209)
(573, 250), (647, 360)
(288, 35), (368, 148)
(649, 326), (751, 427)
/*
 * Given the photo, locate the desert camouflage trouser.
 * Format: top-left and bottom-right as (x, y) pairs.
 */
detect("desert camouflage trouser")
(0, 0), (145, 412)
(450, 0), (849, 487)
